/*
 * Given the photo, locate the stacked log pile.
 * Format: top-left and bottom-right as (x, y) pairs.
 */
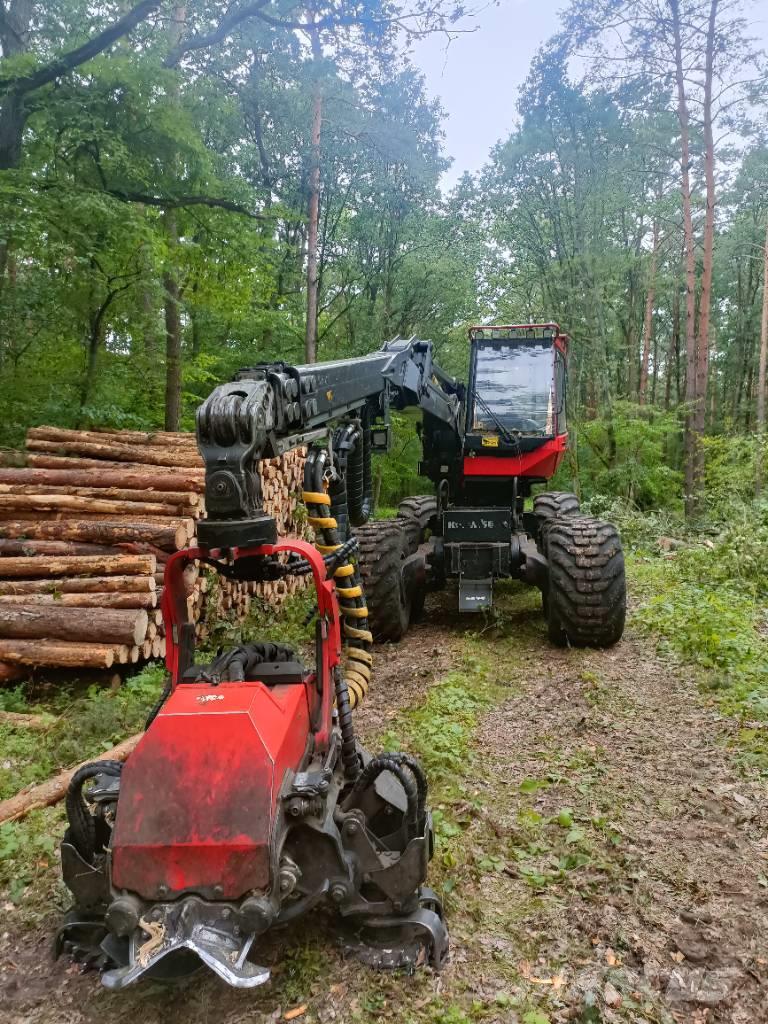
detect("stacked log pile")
(0, 427), (310, 677)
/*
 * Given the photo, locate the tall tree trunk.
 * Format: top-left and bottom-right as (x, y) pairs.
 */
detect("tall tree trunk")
(0, 1), (33, 171)
(670, 0), (700, 519)
(163, 5), (186, 430)
(304, 26), (323, 364)
(688, 0), (718, 509)
(639, 219), (659, 405)
(666, 280), (681, 410)
(163, 259), (182, 431)
(755, 218), (768, 497)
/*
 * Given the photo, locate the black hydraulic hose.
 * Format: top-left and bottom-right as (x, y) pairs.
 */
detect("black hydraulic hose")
(334, 667), (361, 779)
(347, 423), (373, 527)
(345, 754), (420, 841)
(386, 752), (427, 832)
(65, 761), (124, 863)
(303, 440), (374, 768)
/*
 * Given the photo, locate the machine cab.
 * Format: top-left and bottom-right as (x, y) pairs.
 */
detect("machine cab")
(466, 324), (568, 443)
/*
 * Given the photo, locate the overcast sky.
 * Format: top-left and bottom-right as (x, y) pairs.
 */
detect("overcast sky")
(411, 0), (768, 187)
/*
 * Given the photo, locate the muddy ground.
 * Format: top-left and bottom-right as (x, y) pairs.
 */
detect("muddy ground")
(1, 585), (766, 1024)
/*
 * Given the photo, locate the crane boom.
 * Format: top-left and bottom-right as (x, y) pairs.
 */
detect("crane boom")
(195, 336), (463, 549)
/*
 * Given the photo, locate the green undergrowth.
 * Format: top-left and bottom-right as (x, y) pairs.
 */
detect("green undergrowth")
(624, 505), (768, 772)
(198, 584), (317, 659)
(0, 664), (165, 912)
(0, 664), (165, 800)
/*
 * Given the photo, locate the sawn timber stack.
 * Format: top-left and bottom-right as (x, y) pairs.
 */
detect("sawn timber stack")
(0, 426), (309, 678)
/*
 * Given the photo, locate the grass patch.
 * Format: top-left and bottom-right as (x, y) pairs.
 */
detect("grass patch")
(0, 665), (165, 800)
(627, 516), (768, 772)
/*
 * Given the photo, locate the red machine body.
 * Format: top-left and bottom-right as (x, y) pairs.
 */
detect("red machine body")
(110, 540), (341, 903)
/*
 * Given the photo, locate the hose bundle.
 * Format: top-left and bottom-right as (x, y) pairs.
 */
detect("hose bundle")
(302, 435), (374, 779)
(65, 761), (124, 863)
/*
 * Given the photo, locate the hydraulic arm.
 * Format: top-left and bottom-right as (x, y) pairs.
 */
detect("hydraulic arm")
(195, 336), (463, 550)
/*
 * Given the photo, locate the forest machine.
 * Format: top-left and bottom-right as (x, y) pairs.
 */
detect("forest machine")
(57, 323), (626, 988)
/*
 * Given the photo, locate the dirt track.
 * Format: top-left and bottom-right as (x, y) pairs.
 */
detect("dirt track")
(2, 585), (766, 1024)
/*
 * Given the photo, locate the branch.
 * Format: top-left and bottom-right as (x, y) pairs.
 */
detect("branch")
(165, 1), (272, 67)
(0, 1), (160, 96)
(106, 189), (268, 219)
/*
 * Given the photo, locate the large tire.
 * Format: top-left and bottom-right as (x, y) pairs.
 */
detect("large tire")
(397, 495), (437, 555)
(544, 516), (626, 648)
(533, 491), (580, 524)
(354, 520), (411, 642)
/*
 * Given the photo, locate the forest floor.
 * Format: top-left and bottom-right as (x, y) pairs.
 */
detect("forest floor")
(1, 582), (767, 1024)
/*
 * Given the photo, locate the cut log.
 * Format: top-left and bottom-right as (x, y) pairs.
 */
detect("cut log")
(0, 593), (157, 609)
(0, 639), (116, 668)
(0, 484), (200, 508)
(0, 575), (155, 595)
(0, 521), (187, 551)
(28, 426), (197, 449)
(18, 462), (205, 489)
(0, 607), (149, 645)
(0, 732), (142, 824)
(0, 710), (54, 730)
(0, 539), (128, 557)
(27, 438), (202, 468)
(0, 554), (155, 579)
(0, 494), (193, 517)
(0, 663), (25, 683)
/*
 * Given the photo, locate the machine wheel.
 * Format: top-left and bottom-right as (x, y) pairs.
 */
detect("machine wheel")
(544, 516), (626, 648)
(533, 490), (580, 525)
(354, 520), (412, 642)
(397, 496), (437, 555)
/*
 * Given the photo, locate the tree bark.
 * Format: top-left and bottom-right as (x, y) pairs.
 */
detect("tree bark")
(0, 732), (143, 824)
(0, 553), (155, 578)
(0, 710), (52, 729)
(26, 437), (202, 467)
(0, 483), (199, 507)
(0, 638), (117, 671)
(0, 606), (148, 645)
(756, 217), (768, 496)
(0, 539), (169, 559)
(0, 592), (156, 609)
(163, 5), (187, 430)
(23, 456), (204, 482)
(670, 0), (701, 519)
(163, 264), (183, 431)
(689, 0), (718, 510)
(27, 426), (197, 447)
(639, 219), (659, 405)
(304, 25), (323, 363)
(0, 519), (187, 550)
(0, 575), (155, 595)
(0, 494), (194, 517)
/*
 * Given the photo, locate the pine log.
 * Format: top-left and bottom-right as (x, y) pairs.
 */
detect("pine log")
(0, 663), (25, 683)
(0, 483), (200, 507)
(0, 640), (115, 668)
(0, 494), (193, 517)
(0, 521), (187, 550)
(0, 732), (142, 824)
(0, 710), (54, 729)
(0, 540), (171, 561)
(28, 426), (197, 449)
(27, 438), (202, 468)
(90, 427), (197, 446)
(0, 606), (149, 645)
(0, 554), (155, 579)
(0, 593), (157, 609)
(17, 463), (205, 489)
(0, 575), (155, 595)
